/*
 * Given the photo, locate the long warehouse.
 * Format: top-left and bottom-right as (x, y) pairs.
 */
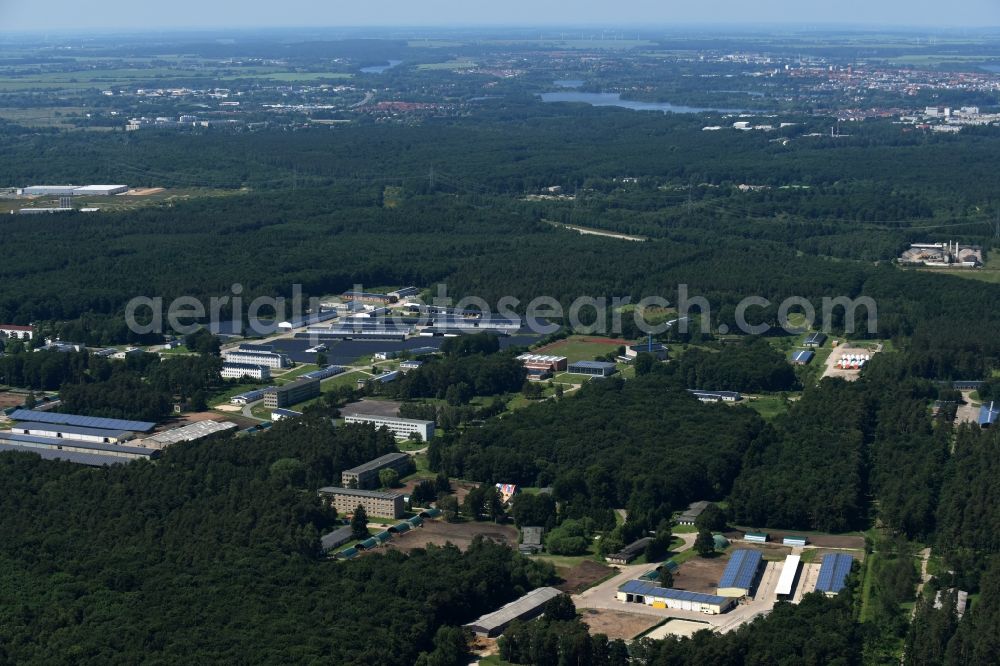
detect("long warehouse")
(464, 587), (562, 637)
(815, 553), (855, 596)
(775, 554), (801, 599)
(717, 549), (763, 597)
(617, 581), (735, 615)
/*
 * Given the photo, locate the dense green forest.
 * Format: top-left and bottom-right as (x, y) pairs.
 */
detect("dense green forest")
(0, 413), (556, 664)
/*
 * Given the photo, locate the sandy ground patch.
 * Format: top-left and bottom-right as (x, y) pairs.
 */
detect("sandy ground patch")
(381, 519), (518, 552)
(644, 618), (713, 640)
(577, 608), (662, 640)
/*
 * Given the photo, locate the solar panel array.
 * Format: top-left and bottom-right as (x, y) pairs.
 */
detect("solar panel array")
(619, 580), (729, 605)
(9, 409), (156, 433)
(815, 553), (855, 593)
(718, 549), (763, 590)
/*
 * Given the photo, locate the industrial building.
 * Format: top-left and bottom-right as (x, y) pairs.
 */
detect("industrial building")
(464, 587), (563, 637)
(299, 365), (345, 381)
(617, 581), (735, 615)
(139, 420), (238, 448)
(223, 347), (291, 369)
(815, 553), (855, 596)
(11, 421), (133, 444)
(979, 401), (999, 428)
(520, 526), (544, 554)
(388, 286), (420, 300)
(20, 184), (128, 196)
(399, 360), (424, 372)
(263, 377), (320, 408)
(221, 362), (271, 381)
(271, 408), (303, 421)
(775, 554), (801, 599)
(318, 486), (405, 519)
(8, 409), (156, 433)
(0, 431), (158, 464)
(689, 390), (742, 403)
(357, 370), (401, 388)
(606, 537), (653, 565)
(320, 526), (354, 552)
(567, 360), (618, 377)
(782, 536), (808, 547)
(677, 500), (711, 526)
(516, 353), (568, 377)
(743, 532), (768, 543)
(791, 350), (815, 365)
(625, 342), (668, 360)
(230, 388), (268, 405)
(0, 324), (34, 340)
(342, 291), (397, 304)
(803, 332), (828, 347)
(341, 452), (412, 489)
(717, 549), (763, 597)
(343, 414), (434, 441)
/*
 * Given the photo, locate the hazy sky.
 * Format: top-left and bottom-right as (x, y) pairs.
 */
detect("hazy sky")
(2, 0), (999, 31)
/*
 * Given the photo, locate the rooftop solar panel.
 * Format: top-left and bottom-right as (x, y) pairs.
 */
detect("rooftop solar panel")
(815, 553), (855, 593)
(618, 580), (729, 605)
(9, 409), (156, 433)
(718, 549), (763, 590)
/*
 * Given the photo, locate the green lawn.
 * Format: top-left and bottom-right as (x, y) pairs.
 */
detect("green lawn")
(273, 364), (319, 384)
(745, 395), (792, 421)
(535, 335), (631, 363)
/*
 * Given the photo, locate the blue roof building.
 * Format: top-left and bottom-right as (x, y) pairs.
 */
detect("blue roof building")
(567, 360), (617, 377)
(815, 553), (855, 595)
(717, 549), (763, 596)
(791, 350), (815, 365)
(617, 580), (735, 614)
(8, 409), (156, 433)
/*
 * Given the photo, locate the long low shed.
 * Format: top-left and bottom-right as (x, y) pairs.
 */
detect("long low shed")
(815, 553), (855, 595)
(775, 554), (801, 598)
(717, 549), (763, 597)
(617, 580), (735, 615)
(464, 587), (562, 637)
(8, 409), (156, 433)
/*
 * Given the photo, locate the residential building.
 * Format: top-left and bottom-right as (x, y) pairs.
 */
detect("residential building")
(464, 587), (563, 637)
(223, 348), (290, 369)
(318, 486), (405, 519)
(341, 452), (412, 489)
(263, 377), (320, 408)
(606, 537), (653, 565)
(617, 581), (735, 615)
(0, 324), (34, 340)
(221, 362), (271, 381)
(567, 360), (617, 377)
(343, 414), (434, 441)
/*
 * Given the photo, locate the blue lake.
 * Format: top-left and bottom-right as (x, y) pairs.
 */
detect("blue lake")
(539, 91), (743, 114)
